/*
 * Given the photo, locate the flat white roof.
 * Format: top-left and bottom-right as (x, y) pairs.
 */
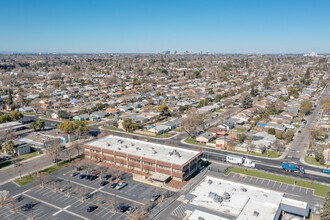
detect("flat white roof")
(86, 135), (201, 166)
(188, 210), (228, 220)
(189, 176), (283, 220)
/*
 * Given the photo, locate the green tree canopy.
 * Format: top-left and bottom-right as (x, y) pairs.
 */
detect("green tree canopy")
(300, 101), (312, 116)
(241, 95), (253, 109)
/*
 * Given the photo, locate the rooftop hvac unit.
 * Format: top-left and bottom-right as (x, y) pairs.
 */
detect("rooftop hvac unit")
(118, 147), (121, 150)
(136, 147), (141, 150)
(107, 143), (111, 147)
(153, 150), (157, 154)
(253, 211), (259, 217)
(169, 152), (173, 156)
(208, 180), (213, 185)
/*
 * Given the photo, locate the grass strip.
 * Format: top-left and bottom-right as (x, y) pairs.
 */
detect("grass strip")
(13, 154), (84, 186)
(225, 167), (329, 197)
(0, 151), (40, 169)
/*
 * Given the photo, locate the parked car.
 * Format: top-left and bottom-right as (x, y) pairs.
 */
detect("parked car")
(100, 181), (109, 186)
(89, 175), (98, 181)
(298, 130), (302, 133)
(87, 205), (98, 212)
(59, 186), (71, 192)
(151, 194), (160, 201)
(127, 206), (136, 214)
(71, 172), (79, 177)
(116, 182), (128, 190)
(119, 205), (129, 213)
(111, 176), (117, 182)
(79, 174), (86, 179)
(110, 183), (118, 188)
(103, 174), (111, 180)
(3, 156), (11, 160)
(59, 146), (66, 150)
(52, 158), (61, 163)
(85, 175), (91, 180)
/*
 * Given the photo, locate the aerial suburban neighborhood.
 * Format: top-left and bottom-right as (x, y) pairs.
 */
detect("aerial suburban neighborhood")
(0, 53), (329, 220)
(0, 1), (330, 220)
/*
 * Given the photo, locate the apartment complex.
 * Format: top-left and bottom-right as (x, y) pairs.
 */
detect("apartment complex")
(83, 135), (203, 181)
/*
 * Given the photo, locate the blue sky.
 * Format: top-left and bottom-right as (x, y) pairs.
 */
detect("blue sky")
(0, 0), (329, 53)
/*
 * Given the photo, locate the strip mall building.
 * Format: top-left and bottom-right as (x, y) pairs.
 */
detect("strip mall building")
(83, 135), (203, 182)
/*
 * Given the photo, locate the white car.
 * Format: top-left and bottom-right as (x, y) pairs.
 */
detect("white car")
(115, 182), (128, 190)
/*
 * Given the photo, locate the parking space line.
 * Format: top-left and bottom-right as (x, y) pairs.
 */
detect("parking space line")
(96, 208), (108, 216)
(52, 205), (71, 216)
(59, 177), (144, 205)
(23, 193), (88, 220)
(102, 210), (113, 218)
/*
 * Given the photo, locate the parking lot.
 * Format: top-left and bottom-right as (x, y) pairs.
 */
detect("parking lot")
(0, 165), (173, 220)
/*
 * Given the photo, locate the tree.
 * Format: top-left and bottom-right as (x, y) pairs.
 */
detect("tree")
(9, 111), (23, 121)
(0, 190), (9, 206)
(2, 140), (15, 155)
(268, 128), (276, 135)
(36, 119), (45, 130)
(180, 110), (204, 138)
(311, 128), (323, 140)
(241, 95), (253, 109)
(46, 145), (61, 166)
(113, 121), (118, 128)
(157, 104), (171, 116)
(315, 152), (324, 163)
(300, 101), (312, 116)
(284, 130), (295, 143)
(321, 191), (330, 220)
(30, 122), (37, 131)
(237, 133), (247, 143)
(106, 197), (117, 213)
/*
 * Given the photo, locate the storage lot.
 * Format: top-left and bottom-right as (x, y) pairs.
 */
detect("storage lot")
(0, 166), (172, 220)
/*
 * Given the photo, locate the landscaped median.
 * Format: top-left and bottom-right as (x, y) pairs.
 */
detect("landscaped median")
(225, 167), (329, 197)
(13, 155), (84, 186)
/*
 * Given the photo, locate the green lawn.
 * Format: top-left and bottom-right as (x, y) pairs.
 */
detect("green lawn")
(23, 112), (37, 116)
(226, 167), (329, 197)
(184, 138), (215, 148)
(103, 126), (124, 132)
(233, 127), (246, 132)
(215, 109), (223, 113)
(14, 155), (84, 186)
(0, 151), (40, 169)
(304, 156), (326, 167)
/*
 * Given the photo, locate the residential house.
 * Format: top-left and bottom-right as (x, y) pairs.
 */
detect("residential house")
(196, 132), (214, 144)
(148, 125), (171, 135)
(73, 114), (90, 121)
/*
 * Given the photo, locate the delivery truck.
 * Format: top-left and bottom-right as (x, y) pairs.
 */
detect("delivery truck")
(226, 155), (256, 167)
(282, 162), (305, 174)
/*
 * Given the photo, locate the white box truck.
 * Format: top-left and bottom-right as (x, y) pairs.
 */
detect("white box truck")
(226, 155), (255, 168)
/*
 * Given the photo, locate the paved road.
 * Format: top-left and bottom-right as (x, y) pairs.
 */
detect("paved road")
(0, 146), (83, 186)
(284, 84), (330, 162)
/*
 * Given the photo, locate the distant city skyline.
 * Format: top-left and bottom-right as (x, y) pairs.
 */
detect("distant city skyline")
(1, 0), (330, 54)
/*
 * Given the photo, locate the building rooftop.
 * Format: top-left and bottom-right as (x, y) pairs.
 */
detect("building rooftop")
(85, 135), (201, 166)
(186, 176), (309, 220)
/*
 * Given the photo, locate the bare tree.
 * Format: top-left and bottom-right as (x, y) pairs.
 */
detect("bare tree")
(95, 194), (103, 206)
(46, 145), (61, 166)
(0, 190), (10, 206)
(10, 197), (19, 212)
(75, 187), (88, 202)
(180, 110), (204, 138)
(106, 197), (117, 213)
